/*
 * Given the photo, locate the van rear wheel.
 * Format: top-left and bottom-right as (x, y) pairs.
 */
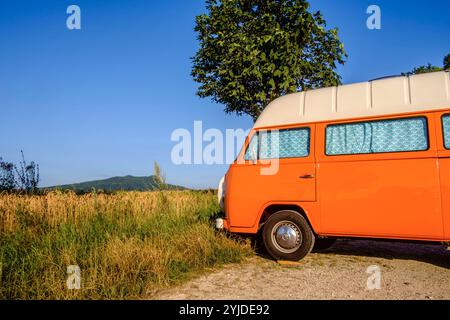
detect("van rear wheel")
(262, 210), (315, 261)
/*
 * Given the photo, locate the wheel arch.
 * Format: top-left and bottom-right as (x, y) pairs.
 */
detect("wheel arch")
(257, 203), (318, 235)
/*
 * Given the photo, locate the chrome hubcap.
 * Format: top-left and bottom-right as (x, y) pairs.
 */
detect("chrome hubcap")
(271, 221), (302, 254)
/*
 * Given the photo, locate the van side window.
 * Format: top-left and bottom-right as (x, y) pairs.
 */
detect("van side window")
(260, 128), (310, 159)
(326, 117), (428, 156)
(442, 114), (450, 149)
(244, 133), (258, 161)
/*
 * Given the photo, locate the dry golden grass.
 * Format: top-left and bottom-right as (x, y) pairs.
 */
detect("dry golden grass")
(0, 190), (252, 299)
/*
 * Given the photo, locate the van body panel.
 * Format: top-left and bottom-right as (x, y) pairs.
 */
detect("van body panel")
(225, 201), (321, 234)
(226, 125), (316, 229)
(226, 163), (316, 228)
(435, 111), (450, 240)
(317, 158), (442, 238)
(437, 160), (450, 240)
(313, 114), (443, 239)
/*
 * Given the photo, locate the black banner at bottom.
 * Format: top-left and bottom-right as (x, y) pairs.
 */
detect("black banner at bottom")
(0, 300), (447, 318)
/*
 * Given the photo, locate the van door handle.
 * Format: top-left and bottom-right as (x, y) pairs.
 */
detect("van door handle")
(299, 174), (315, 179)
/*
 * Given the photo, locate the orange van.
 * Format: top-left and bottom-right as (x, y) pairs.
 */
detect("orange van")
(217, 71), (450, 261)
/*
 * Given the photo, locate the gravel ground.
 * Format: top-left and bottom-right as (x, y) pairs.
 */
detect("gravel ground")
(151, 239), (450, 300)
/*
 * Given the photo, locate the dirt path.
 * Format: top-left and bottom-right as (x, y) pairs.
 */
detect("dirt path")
(151, 239), (450, 300)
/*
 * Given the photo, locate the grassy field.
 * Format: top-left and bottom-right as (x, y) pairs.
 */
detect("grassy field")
(0, 190), (252, 299)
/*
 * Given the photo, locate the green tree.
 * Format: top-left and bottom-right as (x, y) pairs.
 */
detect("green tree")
(192, 0), (347, 121)
(444, 54), (450, 70)
(0, 157), (15, 191)
(15, 151), (40, 193)
(403, 63), (443, 76)
(403, 53), (450, 76)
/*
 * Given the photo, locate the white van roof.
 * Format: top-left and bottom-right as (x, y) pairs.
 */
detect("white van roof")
(254, 71), (450, 128)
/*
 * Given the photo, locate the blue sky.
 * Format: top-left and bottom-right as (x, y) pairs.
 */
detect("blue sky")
(0, 0), (449, 189)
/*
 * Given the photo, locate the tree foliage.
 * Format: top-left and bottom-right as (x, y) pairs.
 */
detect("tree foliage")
(445, 54), (450, 70)
(192, 0), (347, 120)
(15, 151), (40, 193)
(403, 63), (443, 76)
(403, 53), (450, 76)
(0, 151), (40, 193)
(0, 157), (15, 191)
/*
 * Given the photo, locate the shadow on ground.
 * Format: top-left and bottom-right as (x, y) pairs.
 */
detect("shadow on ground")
(321, 239), (450, 269)
(248, 232), (450, 269)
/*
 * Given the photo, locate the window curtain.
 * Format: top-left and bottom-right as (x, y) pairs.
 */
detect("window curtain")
(244, 134), (258, 160)
(326, 118), (428, 155)
(443, 115), (450, 149)
(260, 129), (310, 159)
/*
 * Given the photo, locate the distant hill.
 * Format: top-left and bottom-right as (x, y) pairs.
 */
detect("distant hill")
(46, 176), (186, 192)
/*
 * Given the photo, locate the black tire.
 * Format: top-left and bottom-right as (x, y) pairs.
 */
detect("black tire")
(262, 210), (315, 261)
(313, 238), (337, 251)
